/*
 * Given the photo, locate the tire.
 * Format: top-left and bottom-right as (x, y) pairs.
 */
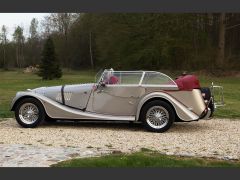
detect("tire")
(15, 98), (46, 128)
(200, 87), (214, 117)
(140, 100), (175, 133)
(209, 98), (214, 117)
(200, 87), (211, 101)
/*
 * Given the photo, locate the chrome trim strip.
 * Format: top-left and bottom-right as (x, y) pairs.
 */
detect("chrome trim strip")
(139, 72), (145, 85)
(106, 84), (178, 88)
(141, 85), (178, 88)
(202, 108), (212, 120)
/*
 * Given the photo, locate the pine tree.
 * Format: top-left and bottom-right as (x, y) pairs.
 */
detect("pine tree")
(38, 37), (62, 80)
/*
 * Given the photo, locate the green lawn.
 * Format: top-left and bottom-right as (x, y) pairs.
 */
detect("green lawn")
(52, 150), (240, 167)
(0, 69), (239, 118)
(199, 76), (240, 118)
(0, 69), (96, 118)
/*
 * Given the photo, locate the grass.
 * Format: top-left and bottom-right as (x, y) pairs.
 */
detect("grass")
(0, 69), (96, 118)
(199, 76), (240, 118)
(52, 150), (240, 167)
(0, 69), (239, 118)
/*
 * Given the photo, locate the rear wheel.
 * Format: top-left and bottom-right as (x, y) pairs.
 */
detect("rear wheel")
(15, 98), (45, 128)
(140, 100), (175, 132)
(208, 98), (214, 117)
(201, 87), (214, 117)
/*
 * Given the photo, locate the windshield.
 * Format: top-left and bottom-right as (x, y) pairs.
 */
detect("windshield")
(95, 69), (104, 83)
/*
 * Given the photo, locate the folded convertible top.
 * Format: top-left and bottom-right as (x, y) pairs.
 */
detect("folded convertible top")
(174, 75), (200, 90)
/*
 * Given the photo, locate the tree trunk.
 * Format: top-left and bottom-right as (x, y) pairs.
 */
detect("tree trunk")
(65, 31), (71, 71)
(3, 46), (6, 70)
(89, 31), (94, 69)
(16, 46), (19, 68)
(21, 44), (24, 68)
(217, 13), (226, 68)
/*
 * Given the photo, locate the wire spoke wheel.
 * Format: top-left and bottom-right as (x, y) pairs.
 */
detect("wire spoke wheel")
(19, 103), (39, 125)
(146, 106), (169, 129)
(141, 100), (175, 132)
(15, 98), (46, 128)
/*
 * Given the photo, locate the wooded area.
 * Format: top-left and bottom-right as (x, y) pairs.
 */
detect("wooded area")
(0, 13), (240, 71)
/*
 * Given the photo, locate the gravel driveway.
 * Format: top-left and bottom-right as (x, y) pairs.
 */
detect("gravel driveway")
(0, 118), (239, 167)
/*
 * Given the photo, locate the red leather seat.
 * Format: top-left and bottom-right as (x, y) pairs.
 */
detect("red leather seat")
(109, 75), (119, 84)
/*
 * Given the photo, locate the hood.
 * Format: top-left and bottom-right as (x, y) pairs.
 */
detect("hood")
(32, 85), (62, 95)
(31, 83), (95, 104)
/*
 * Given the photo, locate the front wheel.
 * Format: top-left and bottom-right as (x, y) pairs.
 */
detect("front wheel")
(140, 100), (175, 133)
(15, 98), (46, 128)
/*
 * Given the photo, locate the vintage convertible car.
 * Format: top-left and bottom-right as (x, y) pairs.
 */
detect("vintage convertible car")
(10, 69), (224, 132)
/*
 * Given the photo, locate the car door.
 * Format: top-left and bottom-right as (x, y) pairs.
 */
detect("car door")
(89, 85), (145, 116)
(63, 84), (93, 109)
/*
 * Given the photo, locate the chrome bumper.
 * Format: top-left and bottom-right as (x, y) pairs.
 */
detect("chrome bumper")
(202, 108), (212, 120)
(211, 83), (225, 108)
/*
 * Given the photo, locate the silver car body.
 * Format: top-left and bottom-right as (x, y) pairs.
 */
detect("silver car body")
(11, 69), (214, 122)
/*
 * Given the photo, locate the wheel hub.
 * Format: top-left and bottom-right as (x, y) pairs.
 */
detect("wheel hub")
(154, 112), (162, 119)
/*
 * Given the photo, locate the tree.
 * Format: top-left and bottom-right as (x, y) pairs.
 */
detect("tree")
(0, 25), (8, 69)
(29, 18), (39, 40)
(42, 13), (79, 69)
(13, 26), (25, 68)
(38, 37), (62, 80)
(89, 31), (94, 69)
(1, 13), (240, 71)
(42, 13), (79, 36)
(217, 13), (226, 68)
(26, 18), (40, 66)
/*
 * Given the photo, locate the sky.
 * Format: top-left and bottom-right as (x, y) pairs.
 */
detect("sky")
(0, 13), (49, 40)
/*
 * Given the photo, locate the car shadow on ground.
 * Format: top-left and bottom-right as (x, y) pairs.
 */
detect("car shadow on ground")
(43, 120), (143, 131)
(39, 119), (209, 133)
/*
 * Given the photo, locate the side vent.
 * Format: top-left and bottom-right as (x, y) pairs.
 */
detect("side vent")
(56, 93), (62, 102)
(64, 92), (72, 101)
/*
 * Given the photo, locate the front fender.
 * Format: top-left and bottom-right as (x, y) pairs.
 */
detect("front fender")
(136, 92), (199, 121)
(11, 91), (49, 111)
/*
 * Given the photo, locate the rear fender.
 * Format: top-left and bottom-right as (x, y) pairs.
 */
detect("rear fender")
(136, 92), (199, 121)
